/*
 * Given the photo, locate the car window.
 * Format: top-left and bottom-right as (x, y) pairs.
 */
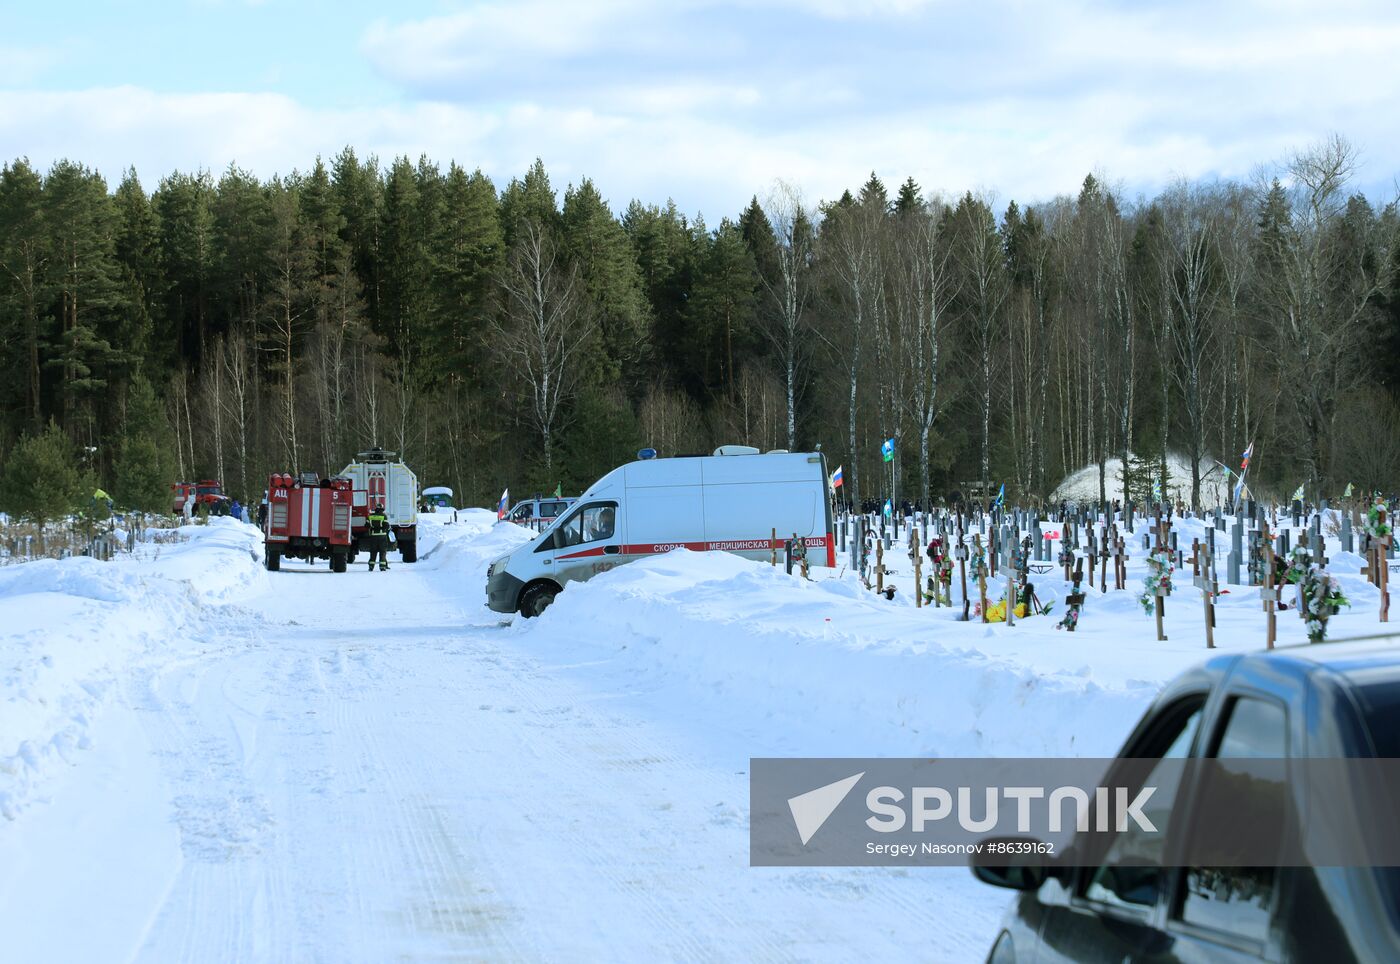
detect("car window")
(1357, 680), (1400, 757)
(550, 503), (617, 549)
(1082, 699), (1203, 911)
(1175, 696), (1287, 946)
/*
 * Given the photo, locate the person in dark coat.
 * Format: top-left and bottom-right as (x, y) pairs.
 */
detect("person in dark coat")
(366, 502), (391, 572)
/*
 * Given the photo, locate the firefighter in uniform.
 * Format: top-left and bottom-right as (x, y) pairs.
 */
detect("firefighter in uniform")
(366, 501), (391, 572)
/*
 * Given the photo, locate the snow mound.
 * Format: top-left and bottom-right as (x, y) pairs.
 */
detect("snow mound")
(0, 518), (267, 821)
(509, 549), (1163, 759)
(1052, 452), (1228, 505)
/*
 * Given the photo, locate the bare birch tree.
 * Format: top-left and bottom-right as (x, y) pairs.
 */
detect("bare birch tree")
(951, 192), (1008, 500)
(892, 197), (953, 507)
(493, 219), (597, 470)
(759, 181), (814, 451)
(1258, 135), (1399, 494)
(1157, 182), (1223, 510)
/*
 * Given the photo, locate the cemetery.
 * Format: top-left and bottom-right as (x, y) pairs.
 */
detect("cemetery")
(820, 486), (1389, 652)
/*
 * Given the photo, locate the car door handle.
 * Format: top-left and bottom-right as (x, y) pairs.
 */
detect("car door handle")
(604, 545), (620, 555)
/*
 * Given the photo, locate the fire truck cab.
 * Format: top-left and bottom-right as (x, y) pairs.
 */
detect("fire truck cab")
(263, 472), (356, 572)
(172, 479), (230, 516)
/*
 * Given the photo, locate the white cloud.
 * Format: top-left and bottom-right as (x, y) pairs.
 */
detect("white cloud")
(0, 45), (57, 85)
(5, 1), (1400, 215)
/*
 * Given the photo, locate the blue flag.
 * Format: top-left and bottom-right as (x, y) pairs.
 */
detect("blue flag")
(881, 438), (895, 463)
(993, 483), (1005, 508)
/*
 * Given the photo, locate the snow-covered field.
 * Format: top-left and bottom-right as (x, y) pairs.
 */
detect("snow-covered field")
(0, 508), (1393, 961)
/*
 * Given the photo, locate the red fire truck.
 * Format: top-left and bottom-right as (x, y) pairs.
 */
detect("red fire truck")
(262, 472), (356, 572)
(171, 479), (230, 516)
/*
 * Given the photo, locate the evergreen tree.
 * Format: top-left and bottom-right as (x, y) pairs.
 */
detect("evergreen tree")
(0, 420), (86, 530)
(895, 176), (922, 217)
(211, 163), (272, 338)
(330, 147), (383, 328)
(112, 374), (175, 511)
(561, 178), (650, 392)
(622, 199), (700, 391)
(112, 168), (162, 380)
(43, 160), (124, 443)
(153, 170), (215, 363)
(499, 158), (560, 247)
(0, 159), (49, 433)
(688, 218), (760, 397)
(428, 164), (502, 384)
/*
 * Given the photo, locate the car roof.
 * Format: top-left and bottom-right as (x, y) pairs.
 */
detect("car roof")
(1228, 635), (1400, 688)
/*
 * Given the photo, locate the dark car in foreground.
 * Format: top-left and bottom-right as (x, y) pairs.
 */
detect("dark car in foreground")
(973, 637), (1400, 963)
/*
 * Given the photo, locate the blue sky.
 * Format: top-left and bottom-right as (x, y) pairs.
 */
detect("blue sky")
(3, 0), (1398, 218)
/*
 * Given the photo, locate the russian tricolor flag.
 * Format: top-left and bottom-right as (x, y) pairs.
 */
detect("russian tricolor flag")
(831, 465), (844, 489)
(1240, 442), (1253, 471)
(497, 488), (509, 520)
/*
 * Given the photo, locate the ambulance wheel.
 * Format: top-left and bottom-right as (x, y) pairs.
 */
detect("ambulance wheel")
(519, 583), (558, 618)
(331, 552), (347, 573)
(265, 548), (281, 572)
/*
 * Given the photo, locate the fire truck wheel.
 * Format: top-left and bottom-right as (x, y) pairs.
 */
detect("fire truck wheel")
(400, 537), (418, 563)
(331, 552), (347, 573)
(519, 583), (558, 618)
(265, 548), (281, 572)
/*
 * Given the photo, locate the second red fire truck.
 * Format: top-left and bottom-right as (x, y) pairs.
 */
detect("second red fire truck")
(262, 472), (355, 572)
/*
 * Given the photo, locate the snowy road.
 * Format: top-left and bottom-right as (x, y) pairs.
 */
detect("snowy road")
(4, 520), (1002, 962)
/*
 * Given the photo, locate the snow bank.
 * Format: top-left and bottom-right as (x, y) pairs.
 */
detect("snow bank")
(0, 518), (266, 820)
(505, 550), (1166, 760)
(1052, 452), (1227, 505)
(439, 508), (1390, 765)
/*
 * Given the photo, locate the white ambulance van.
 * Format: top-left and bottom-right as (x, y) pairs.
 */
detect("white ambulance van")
(486, 447), (835, 616)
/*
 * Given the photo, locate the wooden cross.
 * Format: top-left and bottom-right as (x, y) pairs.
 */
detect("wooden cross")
(973, 533), (988, 624)
(1099, 530), (1110, 595)
(911, 539), (923, 609)
(1193, 547), (1216, 649)
(1153, 509), (1169, 641)
(1006, 563), (1016, 626)
(956, 527), (970, 621)
(1261, 520), (1277, 648)
(1068, 558), (1085, 625)
(1293, 532), (1312, 620)
(1378, 505), (1391, 623)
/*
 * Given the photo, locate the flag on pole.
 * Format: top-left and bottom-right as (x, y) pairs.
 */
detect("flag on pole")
(1344, 482), (1355, 498)
(1152, 478), (1162, 502)
(1291, 484), (1305, 502)
(883, 498), (892, 518)
(993, 483), (1005, 508)
(553, 482), (562, 498)
(496, 488), (509, 520)
(1233, 477), (1248, 504)
(831, 465), (844, 489)
(1240, 442), (1254, 472)
(881, 438), (895, 463)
